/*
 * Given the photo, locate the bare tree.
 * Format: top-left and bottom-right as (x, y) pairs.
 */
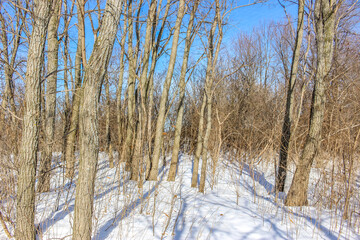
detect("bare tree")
(65, 0), (85, 179)
(285, 0), (341, 206)
(148, 0), (186, 181)
(0, 0), (27, 157)
(72, 0), (122, 239)
(105, 76), (114, 168)
(132, 0), (157, 181)
(168, 0), (199, 181)
(191, 1), (221, 189)
(38, 0), (62, 193)
(61, 0), (73, 166)
(275, 0), (305, 193)
(116, 5), (127, 159)
(145, 0), (172, 178)
(15, 1), (52, 239)
(199, 0), (223, 193)
(121, 0), (136, 170)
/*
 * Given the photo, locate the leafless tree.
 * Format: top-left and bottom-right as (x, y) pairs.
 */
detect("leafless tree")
(15, 1), (53, 238)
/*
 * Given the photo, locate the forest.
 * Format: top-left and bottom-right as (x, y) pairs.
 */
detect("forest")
(0, 0), (359, 239)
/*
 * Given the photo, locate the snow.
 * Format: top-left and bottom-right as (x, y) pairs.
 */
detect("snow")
(1, 153), (359, 239)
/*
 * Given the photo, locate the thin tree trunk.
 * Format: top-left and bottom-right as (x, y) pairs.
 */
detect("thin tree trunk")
(285, 0), (339, 206)
(0, 6), (21, 118)
(0, 3), (25, 157)
(105, 76), (114, 168)
(72, 0), (122, 239)
(148, 0), (186, 181)
(276, 0), (304, 193)
(38, 0), (61, 193)
(121, 0), (136, 170)
(168, 1), (199, 181)
(61, 2), (71, 166)
(116, 11), (127, 159)
(145, 0), (169, 179)
(199, 1), (222, 193)
(132, 0), (157, 181)
(65, 29), (83, 179)
(191, 98), (206, 188)
(15, 1), (52, 239)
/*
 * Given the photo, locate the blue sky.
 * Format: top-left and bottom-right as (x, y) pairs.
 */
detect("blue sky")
(225, 0), (297, 41)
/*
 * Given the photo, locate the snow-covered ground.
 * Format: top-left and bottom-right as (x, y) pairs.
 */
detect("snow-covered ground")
(1, 153), (359, 239)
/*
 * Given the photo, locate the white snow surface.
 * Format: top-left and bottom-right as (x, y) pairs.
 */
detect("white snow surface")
(1, 153), (359, 239)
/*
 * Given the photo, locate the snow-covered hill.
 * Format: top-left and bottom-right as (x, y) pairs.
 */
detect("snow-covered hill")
(1, 153), (358, 239)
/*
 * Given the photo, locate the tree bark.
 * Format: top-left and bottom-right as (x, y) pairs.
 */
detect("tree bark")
(15, 1), (52, 239)
(132, 0), (157, 181)
(191, 98), (206, 188)
(0, 5), (21, 118)
(116, 10), (127, 159)
(0, 3), (25, 157)
(145, 0), (170, 179)
(276, 0), (304, 193)
(38, 0), (61, 193)
(168, 1), (199, 181)
(121, 0), (136, 170)
(105, 76), (114, 168)
(65, 26), (83, 179)
(148, 0), (186, 181)
(61, 2), (71, 167)
(285, 0), (339, 206)
(72, 0), (122, 239)
(199, 1), (222, 193)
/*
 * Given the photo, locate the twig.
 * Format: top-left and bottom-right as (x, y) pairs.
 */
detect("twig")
(0, 211), (12, 239)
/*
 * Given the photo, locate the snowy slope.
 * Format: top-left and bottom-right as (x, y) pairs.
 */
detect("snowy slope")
(1, 153), (358, 239)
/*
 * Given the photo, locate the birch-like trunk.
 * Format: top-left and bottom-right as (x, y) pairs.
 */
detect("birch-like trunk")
(38, 0), (61, 193)
(15, 1), (52, 239)
(276, 0), (304, 193)
(285, 0), (339, 206)
(148, 0), (186, 181)
(72, 0), (122, 239)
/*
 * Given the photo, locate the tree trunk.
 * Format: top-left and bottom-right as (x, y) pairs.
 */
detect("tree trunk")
(121, 0), (136, 170)
(0, 6), (20, 118)
(65, 0), (86, 179)
(148, 0), (185, 181)
(72, 0), (122, 239)
(65, 30), (83, 179)
(105, 76), (114, 168)
(168, 1), (199, 181)
(285, 0), (339, 206)
(145, 0), (170, 179)
(199, 1), (222, 193)
(38, 0), (61, 193)
(15, 1), (52, 239)
(0, 4), (25, 157)
(116, 12), (127, 159)
(132, 0), (157, 181)
(276, 0), (304, 193)
(61, 2), (71, 167)
(191, 98), (206, 188)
